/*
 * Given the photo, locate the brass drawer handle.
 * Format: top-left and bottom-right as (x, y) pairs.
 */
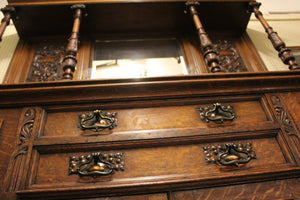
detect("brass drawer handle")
(79, 109), (118, 132)
(69, 152), (124, 177)
(203, 143), (256, 167)
(197, 103), (236, 124)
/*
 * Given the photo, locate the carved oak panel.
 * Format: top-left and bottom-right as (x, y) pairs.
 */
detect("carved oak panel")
(213, 39), (248, 72)
(26, 44), (65, 82)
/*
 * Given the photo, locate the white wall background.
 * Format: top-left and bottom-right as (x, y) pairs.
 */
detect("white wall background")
(259, 0), (300, 14)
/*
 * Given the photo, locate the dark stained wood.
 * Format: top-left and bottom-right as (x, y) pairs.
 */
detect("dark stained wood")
(1, 71), (300, 107)
(181, 36), (207, 74)
(0, 119), (3, 130)
(78, 193), (168, 200)
(9, 2), (251, 38)
(172, 179), (295, 200)
(75, 38), (91, 80)
(42, 100), (272, 138)
(62, 4), (85, 80)
(235, 32), (268, 72)
(186, 2), (221, 73)
(249, 1), (300, 70)
(3, 39), (35, 84)
(274, 92), (300, 163)
(287, 178), (300, 199)
(0, 109), (22, 196)
(26, 43), (65, 82)
(19, 134), (297, 199)
(2, 108), (42, 195)
(8, 0), (252, 4)
(1, 1), (300, 200)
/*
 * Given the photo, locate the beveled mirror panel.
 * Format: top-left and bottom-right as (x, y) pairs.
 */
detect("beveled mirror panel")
(91, 38), (188, 79)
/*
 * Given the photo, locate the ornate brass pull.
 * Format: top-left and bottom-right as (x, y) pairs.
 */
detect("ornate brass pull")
(197, 103), (236, 124)
(69, 152), (125, 177)
(79, 109), (117, 132)
(203, 143), (256, 167)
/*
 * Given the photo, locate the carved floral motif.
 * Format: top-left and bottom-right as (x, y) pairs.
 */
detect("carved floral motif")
(5, 108), (36, 192)
(213, 39), (248, 72)
(26, 44), (65, 82)
(270, 95), (300, 153)
(19, 109), (36, 146)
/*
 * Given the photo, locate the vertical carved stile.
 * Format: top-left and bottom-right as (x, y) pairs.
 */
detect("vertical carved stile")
(186, 2), (221, 73)
(0, 6), (15, 42)
(270, 95), (300, 158)
(249, 1), (300, 70)
(4, 109), (36, 192)
(62, 4), (86, 80)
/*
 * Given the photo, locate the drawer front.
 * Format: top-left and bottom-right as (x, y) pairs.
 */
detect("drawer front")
(9, 95), (300, 199)
(40, 95), (277, 143)
(19, 130), (297, 199)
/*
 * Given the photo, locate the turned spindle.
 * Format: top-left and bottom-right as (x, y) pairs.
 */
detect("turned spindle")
(62, 4), (86, 80)
(0, 6), (15, 42)
(186, 2), (221, 73)
(249, 1), (300, 70)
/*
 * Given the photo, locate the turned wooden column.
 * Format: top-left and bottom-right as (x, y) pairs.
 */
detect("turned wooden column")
(186, 2), (221, 73)
(62, 4), (85, 80)
(249, 1), (300, 70)
(0, 6), (15, 42)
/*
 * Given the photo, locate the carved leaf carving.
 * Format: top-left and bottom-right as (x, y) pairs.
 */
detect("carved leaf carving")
(26, 44), (65, 82)
(213, 39), (248, 72)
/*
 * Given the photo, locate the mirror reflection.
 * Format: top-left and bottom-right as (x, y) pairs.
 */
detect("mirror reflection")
(91, 38), (187, 79)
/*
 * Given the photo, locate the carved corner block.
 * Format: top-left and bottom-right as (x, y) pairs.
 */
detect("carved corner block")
(69, 152), (125, 177)
(79, 109), (118, 133)
(203, 143), (256, 167)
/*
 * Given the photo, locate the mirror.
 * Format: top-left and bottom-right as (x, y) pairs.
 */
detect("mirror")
(91, 38), (187, 79)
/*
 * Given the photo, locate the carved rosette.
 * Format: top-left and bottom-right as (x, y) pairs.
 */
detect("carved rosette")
(203, 143), (256, 167)
(213, 39), (248, 72)
(26, 44), (65, 82)
(79, 109), (118, 133)
(69, 152), (125, 177)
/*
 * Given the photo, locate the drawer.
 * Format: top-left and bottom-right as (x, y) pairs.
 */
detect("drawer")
(38, 95), (277, 144)
(19, 130), (298, 199)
